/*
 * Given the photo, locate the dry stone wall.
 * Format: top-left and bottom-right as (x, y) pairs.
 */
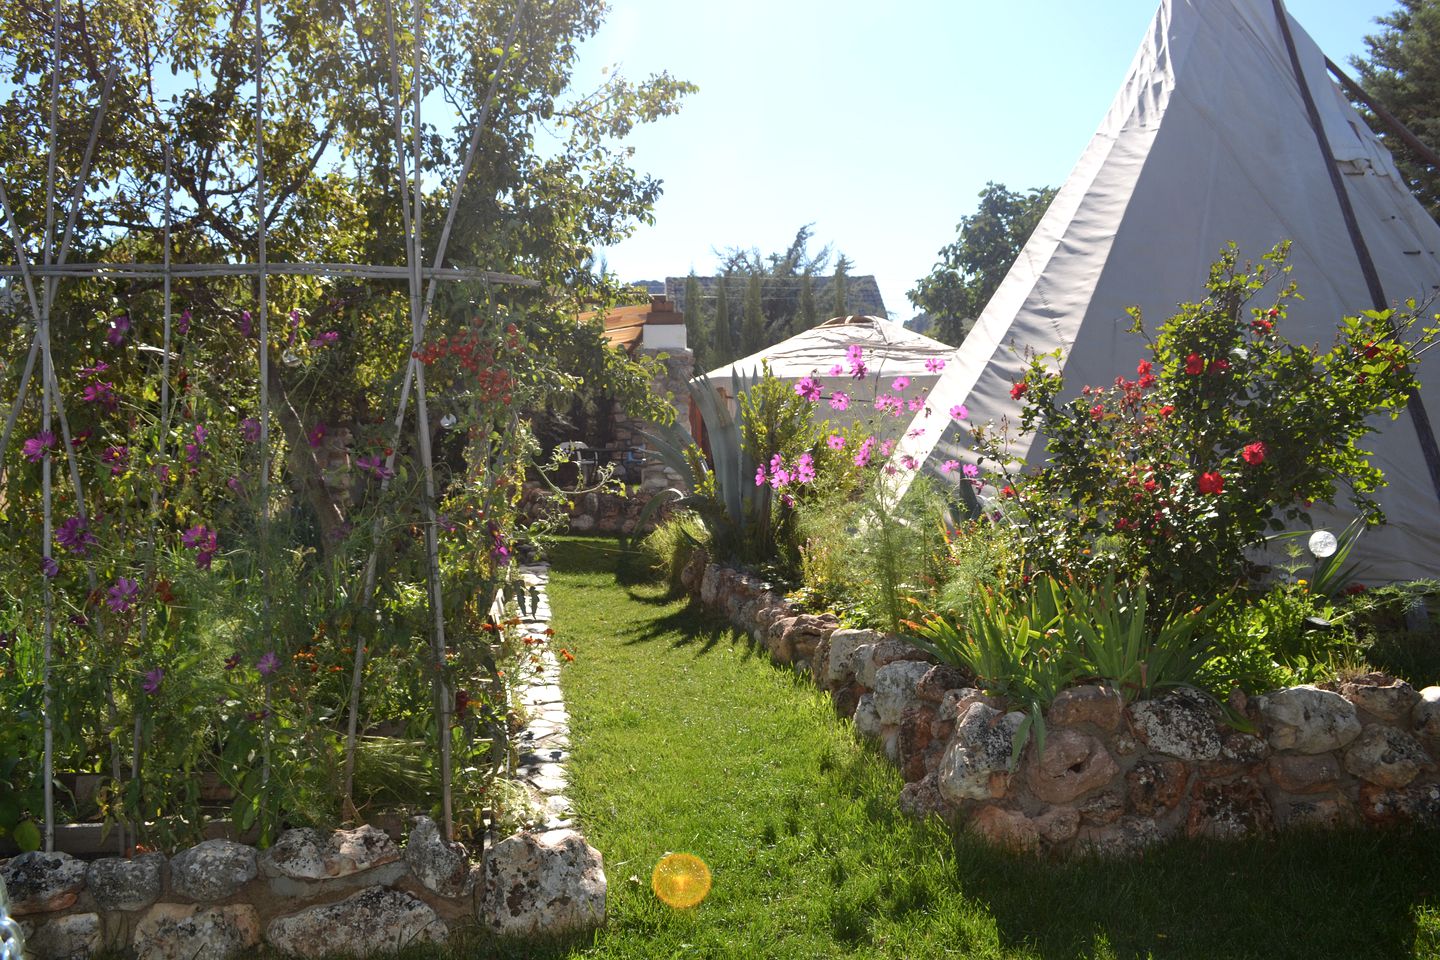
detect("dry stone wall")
(683, 551), (1440, 856)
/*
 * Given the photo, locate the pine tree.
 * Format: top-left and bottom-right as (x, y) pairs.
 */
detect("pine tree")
(831, 255), (851, 319)
(683, 272), (709, 370)
(796, 267), (817, 336)
(741, 270), (766, 353)
(713, 275), (735, 365)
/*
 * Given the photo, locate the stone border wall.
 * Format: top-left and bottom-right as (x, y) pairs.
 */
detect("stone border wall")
(2, 565), (606, 960)
(681, 550), (1440, 855)
(520, 482), (678, 538)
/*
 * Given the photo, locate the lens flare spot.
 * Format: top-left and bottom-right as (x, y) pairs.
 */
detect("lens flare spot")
(652, 852), (711, 909)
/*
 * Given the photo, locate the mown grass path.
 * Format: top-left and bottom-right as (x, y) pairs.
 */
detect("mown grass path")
(513, 537), (1440, 960)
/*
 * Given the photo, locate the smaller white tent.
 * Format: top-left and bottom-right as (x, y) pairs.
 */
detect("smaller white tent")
(697, 316), (958, 439)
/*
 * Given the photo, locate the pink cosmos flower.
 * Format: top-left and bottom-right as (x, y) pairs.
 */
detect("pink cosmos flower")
(356, 455), (395, 480)
(106, 314), (130, 346)
(854, 436), (876, 467)
(880, 439), (895, 457)
(240, 418), (261, 443)
(829, 392), (850, 411)
(907, 428), (925, 438)
(950, 404), (969, 420)
(892, 376), (910, 392)
(925, 358), (947, 373)
(755, 466), (767, 487)
(941, 460), (960, 474)
(901, 455), (918, 470)
(83, 381), (117, 408)
(256, 651), (280, 676)
(795, 452), (816, 484)
(828, 364), (845, 377)
(907, 397), (924, 412)
(142, 668), (164, 695)
(308, 331), (339, 348)
(962, 463), (979, 479)
(795, 376), (821, 402)
(827, 435), (846, 450)
(78, 361), (110, 378)
(307, 422), (327, 448)
(770, 468), (791, 489)
(22, 431), (56, 462)
(239, 310), (254, 338)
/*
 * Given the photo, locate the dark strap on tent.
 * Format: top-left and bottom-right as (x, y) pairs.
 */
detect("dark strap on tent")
(1272, 0), (1440, 509)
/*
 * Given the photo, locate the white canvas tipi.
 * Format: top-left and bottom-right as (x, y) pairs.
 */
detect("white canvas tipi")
(898, 0), (1440, 582)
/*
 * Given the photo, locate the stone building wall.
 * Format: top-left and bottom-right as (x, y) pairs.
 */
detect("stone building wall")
(682, 553), (1440, 855)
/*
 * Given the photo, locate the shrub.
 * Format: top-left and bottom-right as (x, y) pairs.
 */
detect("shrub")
(639, 512), (710, 595)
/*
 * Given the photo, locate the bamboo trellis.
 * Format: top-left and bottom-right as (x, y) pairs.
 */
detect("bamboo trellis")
(0, 0), (535, 849)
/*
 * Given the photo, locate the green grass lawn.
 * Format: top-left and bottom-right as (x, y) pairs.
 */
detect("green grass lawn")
(506, 536), (1440, 960)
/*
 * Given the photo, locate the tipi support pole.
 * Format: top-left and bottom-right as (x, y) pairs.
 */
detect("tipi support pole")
(1325, 56), (1440, 172)
(1273, 0), (1440, 508)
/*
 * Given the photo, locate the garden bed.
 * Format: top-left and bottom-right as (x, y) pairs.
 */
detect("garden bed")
(684, 553), (1440, 856)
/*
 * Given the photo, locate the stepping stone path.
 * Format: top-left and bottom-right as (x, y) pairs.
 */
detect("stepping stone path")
(512, 563), (575, 830)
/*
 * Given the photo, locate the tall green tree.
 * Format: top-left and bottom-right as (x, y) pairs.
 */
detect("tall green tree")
(796, 267), (817, 336)
(831, 254), (851, 319)
(741, 270), (766, 354)
(683, 272), (709, 370)
(713, 274), (735, 365)
(1351, 0), (1440, 224)
(908, 182), (1056, 345)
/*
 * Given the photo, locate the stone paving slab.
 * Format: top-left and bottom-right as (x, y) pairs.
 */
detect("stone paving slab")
(508, 565), (575, 831)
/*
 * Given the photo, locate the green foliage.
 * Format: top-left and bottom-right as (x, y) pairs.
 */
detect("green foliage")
(713, 275), (735, 366)
(638, 512), (710, 595)
(741, 272), (766, 354)
(908, 181), (1056, 345)
(1340, 580), (1440, 684)
(977, 242), (1438, 612)
(682, 273), (709, 371)
(1351, 0), (1440, 224)
(797, 267), (818, 336)
(1198, 583), (1352, 692)
(832, 254), (851, 318)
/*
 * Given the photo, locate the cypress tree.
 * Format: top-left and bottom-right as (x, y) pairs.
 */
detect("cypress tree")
(831, 255), (851, 319)
(741, 270), (766, 353)
(796, 267), (817, 336)
(713, 275), (735, 365)
(683, 272), (709, 371)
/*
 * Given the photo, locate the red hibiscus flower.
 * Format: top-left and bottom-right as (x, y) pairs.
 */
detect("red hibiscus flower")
(1137, 360), (1153, 377)
(1184, 353), (1204, 375)
(1009, 381), (1028, 400)
(1208, 358), (1230, 374)
(1242, 441), (1267, 465)
(1197, 472), (1224, 495)
(1158, 404), (1175, 417)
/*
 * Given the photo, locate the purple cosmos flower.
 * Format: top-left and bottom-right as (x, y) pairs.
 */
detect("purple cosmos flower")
(185, 423), (208, 466)
(851, 361), (868, 379)
(795, 376), (821, 403)
(925, 357), (947, 373)
(177, 309), (191, 335)
(795, 452), (816, 484)
(106, 577), (139, 613)
(963, 463), (979, 479)
(142, 667), (164, 695)
(70, 429), (92, 447)
(224, 652), (242, 671)
(829, 392), (850, 411)
(901, 455), (918, 470)
(82, 381), (117, 409)
(226, 475), (243, 495)
(308, 331), (339, 348)
(356, 455), (395, 480)
(941, 460), (960, 474)
(827, 364), (844, 377)
(153, 463), (172, 484)
(101, 445), (129, 475)
(182, 524), (218, 569)
(256, 651), (280, 677)
(827, 435), (845, 450)
(240, 417), (261, 443)
(949, 404), (969, 421)
(41, 556), (59, 578)
(287, 309), (302, 347)
(105, 314), (130, 346)
(845, 344), (864, 365)
(55, 516), (98, 555)
(238, 310), (253, 338)
(754, 466), (767, 487)
(78, 361), (110, 378)
(781, 493), (796, 509)
(246, 709), (270, 723)
(892, 376), (910, 392)
(22, 431), (56, 462)
(854, 437), (876, 468)
(307, 423), (326, 448)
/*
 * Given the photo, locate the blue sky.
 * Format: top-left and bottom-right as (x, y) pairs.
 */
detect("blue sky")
(569, 0), (1399, 323)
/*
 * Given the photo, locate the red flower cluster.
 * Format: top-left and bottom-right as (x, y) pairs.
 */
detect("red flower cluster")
(414, 331), (514, 404)
(1184, 353), (1204, 375)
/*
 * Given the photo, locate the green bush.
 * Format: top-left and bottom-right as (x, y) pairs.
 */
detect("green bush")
(639, 512), (711, 596)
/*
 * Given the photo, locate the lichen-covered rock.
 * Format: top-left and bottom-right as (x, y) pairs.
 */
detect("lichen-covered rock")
(1414, 686), (1440, 739)
(1, 851), (88, 916)
(825, 629), (879, 687)
(1219, 732), (1271, 764)
(898, 774), (950, 819)
(1357, 781), (1440, 826)
(969, 806), (1039, 852)
(852, 694), (883, 739)
(18, 912), (100, 960)
(1186, 779), (1274, 839)
(1035, 806), (1081, 845)
(404, 816), (474, 898)
(936, 703), (1026, 804)
(1278, 796), (1355, 829)
(266, 887), (446, 957)
(872, 660), (933, 726)
(856, 638), (931, 689)
(898, 705), (937, 782)
(1048, 684), (1125, 732)
(830, 684), (861, 720)
(1266, 753), (1342, 794)
(1340, 673), (1420, 724)
(169, 839), (257, 902)
(1078, 817), (1167, 857)
(263, 825), (399, 881)
(699, 564), (721, 606)
(1079, 790), (1125, 826)
(481, 829), (606, 937)
(1025, 728), (1120, 803)
(1257, 685), (1362, 754)
(1126, 758), (1189, 816)
(1343, 724), (1432, 788)
(780, 614), (837, 662)
(915, 664), (971, 703)
(86, 853), (164, 912)
(132, 904), (260, 960)
(1127, 692), (1221, 761)
(937, 688), (1000, 724)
